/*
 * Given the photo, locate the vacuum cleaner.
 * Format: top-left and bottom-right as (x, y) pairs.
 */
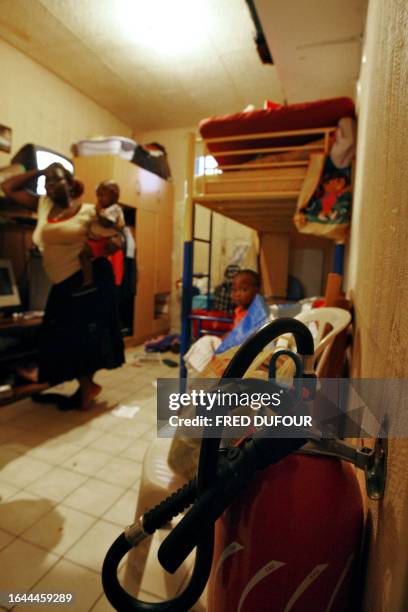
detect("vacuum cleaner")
(102, 318), (382, 611)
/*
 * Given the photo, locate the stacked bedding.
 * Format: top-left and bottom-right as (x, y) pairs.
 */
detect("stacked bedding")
(199, 97), (355, 166)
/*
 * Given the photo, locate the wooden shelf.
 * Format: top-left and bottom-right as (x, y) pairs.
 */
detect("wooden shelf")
(0, 316), (42, 331)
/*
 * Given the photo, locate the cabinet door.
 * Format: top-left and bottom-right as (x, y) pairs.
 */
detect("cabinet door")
(74, 155), (141, 208)
(134, 209), (156, 341)
(154, 181), (173, 294)
(155, 212), (173, 294)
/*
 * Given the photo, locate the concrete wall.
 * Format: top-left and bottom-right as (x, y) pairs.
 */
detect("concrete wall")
(347, 0), (408, 609)
(0, 38), (131, 167)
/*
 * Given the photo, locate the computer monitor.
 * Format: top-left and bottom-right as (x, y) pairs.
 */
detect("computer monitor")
(0, 259), (21, 309)
(11, 144), (74, 195)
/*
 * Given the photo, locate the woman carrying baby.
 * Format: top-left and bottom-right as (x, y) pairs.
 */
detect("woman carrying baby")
(3, 164), (125, 410)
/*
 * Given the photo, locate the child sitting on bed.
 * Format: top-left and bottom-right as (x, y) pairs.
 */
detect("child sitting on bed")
(184, 269), (261, 374)
(80, 180), (125, 286)
(231, 269), (261, 326)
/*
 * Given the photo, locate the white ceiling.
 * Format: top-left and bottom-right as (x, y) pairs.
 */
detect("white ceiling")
(255, 0), (368, 103)
(0, 0), (284, 131)
(0, 0), (367, 132)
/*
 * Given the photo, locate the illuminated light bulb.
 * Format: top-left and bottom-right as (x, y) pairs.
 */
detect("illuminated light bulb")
(116, 0), (213, 55)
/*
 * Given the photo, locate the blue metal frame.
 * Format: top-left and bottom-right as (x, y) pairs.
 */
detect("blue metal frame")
(333, 243), (345, 275)
(180, 207), (216, 381)
(180, 240), (194, 380)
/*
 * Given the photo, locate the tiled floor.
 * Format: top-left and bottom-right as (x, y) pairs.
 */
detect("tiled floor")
(0, 347), (192, 611)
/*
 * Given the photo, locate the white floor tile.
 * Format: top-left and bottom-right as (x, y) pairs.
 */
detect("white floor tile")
(0, 539), (58, 594)
(7, 409), (58, 432)
(90, 593), (115, 611)
(0, 446), (24, 470)
(0, 529), (15, 551)
(21, 504), (96, 555)
(95, 456), (142, 489)
(62, 447), (112, 477)
(0, 423), (27, 443)
(0, 346), (164, 605)
(26, 558), (102, 611)
(28, 440), (82, 465)
(0, 453), (52, 488)
(141, 426), (158, 442)
(57, 424), (105, 448)
(63, 478), (125, 517)
(0, 491), (56, 536)
(0, 482), (19, 502)
(0, 399), (36, 424)
(25, 466), (88, 503)
(86, 411), (125, 431)
(89, 431), (135, 456)
(103, 488), (139, 526)
(0, 430), (47, 455)
(112, 418), (152, 438)
(64, 519), (122, 572)
(120, 439), (150, 463)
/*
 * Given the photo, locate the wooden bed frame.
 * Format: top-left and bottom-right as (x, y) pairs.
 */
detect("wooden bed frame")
(180, 126), (337, 378)
(185, 127), (336, 296)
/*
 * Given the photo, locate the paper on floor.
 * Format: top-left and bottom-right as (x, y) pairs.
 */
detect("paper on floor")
(112, 404), (141, 419)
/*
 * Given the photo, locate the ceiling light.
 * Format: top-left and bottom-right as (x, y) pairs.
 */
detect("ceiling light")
(116, 0), (212, 55)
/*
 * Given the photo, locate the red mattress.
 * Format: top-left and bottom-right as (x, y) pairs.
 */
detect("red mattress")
(199, 97), (355, 166)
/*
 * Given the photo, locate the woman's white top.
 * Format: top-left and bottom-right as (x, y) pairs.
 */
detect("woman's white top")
(32, 196), (97, 284)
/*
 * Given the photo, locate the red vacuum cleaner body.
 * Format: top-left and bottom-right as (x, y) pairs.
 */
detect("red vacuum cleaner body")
(208, 454), (364, 612)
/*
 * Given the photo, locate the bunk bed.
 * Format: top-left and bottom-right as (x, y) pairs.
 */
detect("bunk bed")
(180, 97), (355, 377)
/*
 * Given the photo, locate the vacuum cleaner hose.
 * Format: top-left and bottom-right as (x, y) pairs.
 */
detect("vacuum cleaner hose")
(102, 319), (315, 611)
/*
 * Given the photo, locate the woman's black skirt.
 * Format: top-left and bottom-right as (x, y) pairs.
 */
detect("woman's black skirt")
(39, 258), (125, 385)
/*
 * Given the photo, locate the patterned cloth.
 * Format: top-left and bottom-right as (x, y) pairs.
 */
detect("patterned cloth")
(213, 265), (240, 313)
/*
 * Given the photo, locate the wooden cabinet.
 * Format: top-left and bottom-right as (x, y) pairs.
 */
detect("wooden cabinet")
(135, 208), (156, 339)
(74, 155), (174, 344)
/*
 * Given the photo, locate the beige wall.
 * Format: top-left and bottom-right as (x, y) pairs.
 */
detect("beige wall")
(0, 38), (131, 167)
(347, 0), (408, 609)
(136, 126), (258, 330)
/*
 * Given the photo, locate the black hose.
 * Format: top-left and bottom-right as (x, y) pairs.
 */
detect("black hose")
(102, 319), (315, 611)
(101, 478), (212, 611)
(223, 317), (314, 378)
(142, 480), (197, 535)
(159, 319), (314, 575)
(102, 531), (213, 612)
(196, 317), (314, 504)
(158, 434), (307, 573)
